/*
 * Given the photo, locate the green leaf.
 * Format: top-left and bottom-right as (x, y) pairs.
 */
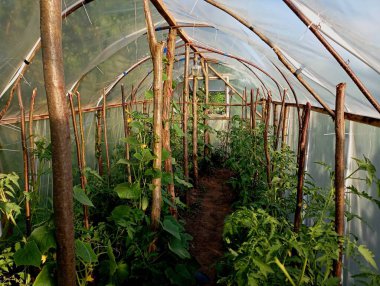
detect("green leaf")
(174, 176), (193, 188)
(274, 257), (296, 286)
(114, 182), (141, 200)
(162, 216), (181, 239)
(145, 90), (154, 100)
(30, 225), (56, 254)
(172, 123), (184, 137)
(168, 238), (191, 259)
(84, 167), (103, 182)
(141, 196), (149, 211)
(120, 136), (140, 146)
(162, 148), (171, 162)
(14, 241), (42, 267)
(33, 263), (55, 286)
(162, 73), (168, 81)
(116, 158), (131, 165)
(107, 240), (117, 276)
(358, 245), (378, 270)
(73, 186), (94, 207)
(75, 239), (97, 263)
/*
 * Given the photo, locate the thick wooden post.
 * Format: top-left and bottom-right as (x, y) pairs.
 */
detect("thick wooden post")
(40, 0), (75, 284)
(29, 88), (37, 189)
(121, 84), (132, 183)
(294, 102), (311, 233)
(192, 54), (199, 188)
(162, 28), (177, 217)
(263, 94), (272, 188)
(143, 0), (165, 230)
(183, 45), (190, 182)
(333, 83), (346, 282)
(17, 84), (31, 236)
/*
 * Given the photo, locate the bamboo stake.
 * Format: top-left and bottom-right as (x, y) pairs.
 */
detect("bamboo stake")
(333, 83), (346, 282)
(203, 0), (335, 118)
(201, 59), (210, 158)
(294, 102), (311, 233)
(263, 93), (272, 188)
(183, 45), (190, 182)
(68, 93), (89, 229)
(283, 0), (380, 114)
(144, 0), (165, 230)
(40, 0), (75, 283)
(29, 88), (37, 189)
(192, 54), (199, 188)
(17, 84), (31, 236)
(95, 110), (103, 176)
(162, 28), (177, 218)
(121, 84), (132, 183)
(102, 89), (111, 179)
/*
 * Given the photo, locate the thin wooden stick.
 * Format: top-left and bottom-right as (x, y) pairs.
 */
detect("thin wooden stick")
(333, 83), (346, 282)
(263, 93), (272, 188)
(29, 88), (37, 190)
(201, 58), (210, 158)
(275, 89), (287, 149)
(192, 54), (199, 188)
(95, 110), (103, 176)
(273, 103), (278, 147)
(281, 105), (289, 148)
(76, 92), (86, 168)
(294, 102), (311, 233)
(17, 84), (31, 236)
(250, 88), (254, 129)
(183, 44), (190, 182)
(102, 89), (111, 179)
(121, 84), (132, 183)
(144, 0), (165, 230)
(162, 28), (177, 218)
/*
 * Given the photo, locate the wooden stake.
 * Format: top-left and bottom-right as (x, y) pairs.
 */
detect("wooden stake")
(294, 102), (311, 233)
(144, 0), (165, 230)
(183, 45), (190, 182)
(29, 88), (37, 189)
(17, 84), (31, 236)
(263, 94), (272, 188)
(162, 28), (177, 218)
(102, 89), (111, 179)
(273, 103), (278, 146)
(201, 59), (210, 158)
(281, 105), (289, 148)
(68, 93), (89, 229)
(192, 54), (199, 188)
(333, 83), (346, 282)
(40, 0), (75, 283)
(275, 89), (287, 149)
(121, 84), (132, 183)
(95, 110), (103, 176)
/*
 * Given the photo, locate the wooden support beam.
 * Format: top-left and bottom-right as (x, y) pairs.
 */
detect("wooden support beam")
(263, 94), (272, 188)
(203, 0), (335, 118)
(29, 88), (37, 190)
(333, 83), (346, 282)
(294, 102), (311, 233)
(201, 58), (211, 158)
(183, 45), (190, 182)
(144, 0), (165, 230)
(192, 54), (199, 188)
(40, 0), (75, 284)
(283, 0), (380, 114)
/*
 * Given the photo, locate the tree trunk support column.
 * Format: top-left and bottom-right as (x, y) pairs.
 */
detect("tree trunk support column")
(40, 0), (76, 284)
(333, 83), (346, 282)
(294, 102), (311, 233)
(143, 0), (165, 230)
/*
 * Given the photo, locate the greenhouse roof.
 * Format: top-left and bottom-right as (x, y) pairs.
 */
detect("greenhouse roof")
(1, 0), (380, 122)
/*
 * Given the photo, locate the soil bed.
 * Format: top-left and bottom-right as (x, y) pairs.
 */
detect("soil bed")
(185, 168), (235, 285)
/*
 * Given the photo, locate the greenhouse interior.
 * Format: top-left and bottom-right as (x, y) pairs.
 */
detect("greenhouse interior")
(0, 0), (380, 285)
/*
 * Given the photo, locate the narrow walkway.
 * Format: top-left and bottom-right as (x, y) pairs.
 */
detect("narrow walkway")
(185, 168), (235, 285)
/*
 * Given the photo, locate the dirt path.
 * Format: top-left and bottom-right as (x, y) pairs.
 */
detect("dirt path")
(185, 168), (235, 285)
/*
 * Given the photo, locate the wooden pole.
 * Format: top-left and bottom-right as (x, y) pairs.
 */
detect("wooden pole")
(273, 103), (278, 145)
(68, 93), (89, 229)
(283, 0), (380, 114)
(263, 94), (272, 188)
(121, 84), (132, 183)
(192, 54), (199, 188)
(203, 0), (335, 118)
(162, 28), (177, 218)
(250, 88), (254, 129)
(95, 110), (103, 176)
(293, 102), (311, 233)
(281, 105), (289, 148)
(17, 84), (31, 236)
(102, 89), (111, 179)
(333, 83), (346, 282)
(40, 0), (75, 283)
(29, 88), (37, 189)
(144, 0), (165, 230)
(183, 45), (190, 182)
(275, 89), (287, 149)
(201, 59), (210, 158)
(76, 92), (86, 169)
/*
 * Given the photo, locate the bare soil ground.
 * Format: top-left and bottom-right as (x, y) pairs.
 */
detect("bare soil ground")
(185, 168), (235, 285)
